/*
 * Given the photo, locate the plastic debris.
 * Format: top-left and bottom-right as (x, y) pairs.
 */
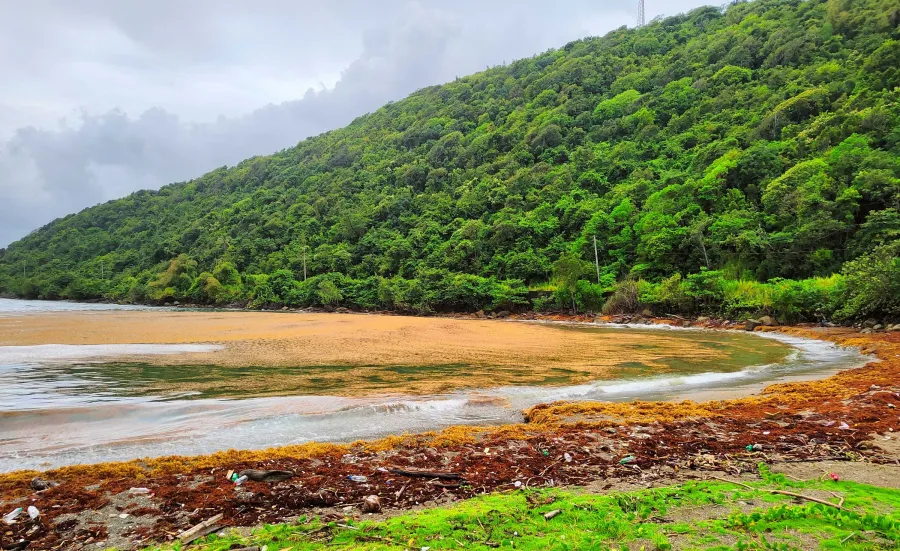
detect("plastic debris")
(746, 444), (763, 452)
(230, 472), (240, 482)
(233, 475), (249, 486)
(838, 421), (851, 430)
(830, 472), (840, 482)
(128, 487), (151, 495)
(619, 455), (636, 464)
(541, 449), (549, 456)
(27, 506), (39, 520)
(347, 475), (368, 483)
(514, 480), (522, 488)
(563, 452), (572, 463)
(3, 507), (23, 525)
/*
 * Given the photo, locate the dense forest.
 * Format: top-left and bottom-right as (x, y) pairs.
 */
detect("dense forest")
(1, 0), (899, 321)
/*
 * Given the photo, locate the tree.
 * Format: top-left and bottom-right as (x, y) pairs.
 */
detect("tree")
(552, 254), (591, 312)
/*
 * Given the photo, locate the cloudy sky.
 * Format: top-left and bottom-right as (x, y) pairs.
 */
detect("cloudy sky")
(0, 0), (710, 247)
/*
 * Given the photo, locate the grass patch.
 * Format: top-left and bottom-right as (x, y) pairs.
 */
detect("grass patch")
(142, 467), (900, 551)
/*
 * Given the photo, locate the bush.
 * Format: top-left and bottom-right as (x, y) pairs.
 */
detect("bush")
(837, 244), (900, 320)
(602, 279), (642, 314)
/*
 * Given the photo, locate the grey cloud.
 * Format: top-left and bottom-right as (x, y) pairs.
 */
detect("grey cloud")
(0, 0), (710, 247)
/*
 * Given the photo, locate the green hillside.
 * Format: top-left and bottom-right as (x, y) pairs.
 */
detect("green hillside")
(2, 0), (899, 320)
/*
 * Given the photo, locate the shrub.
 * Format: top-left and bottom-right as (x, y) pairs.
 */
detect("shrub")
(602, 279), (642, 314)
(837, 244), (900, 320)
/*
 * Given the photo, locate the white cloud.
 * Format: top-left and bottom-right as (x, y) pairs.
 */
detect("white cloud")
(0, 0), (711, 247)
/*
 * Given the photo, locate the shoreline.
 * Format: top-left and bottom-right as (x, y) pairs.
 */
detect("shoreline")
(0, 320), (897, 549)
(0, 320), (867, 472)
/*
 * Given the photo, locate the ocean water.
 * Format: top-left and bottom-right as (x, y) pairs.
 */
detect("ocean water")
(0, 299), (870, 471)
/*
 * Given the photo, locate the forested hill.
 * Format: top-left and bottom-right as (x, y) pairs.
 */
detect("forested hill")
(2, 0), (899, 320)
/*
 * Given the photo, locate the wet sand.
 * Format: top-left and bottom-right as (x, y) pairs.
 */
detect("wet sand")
(0, 310), (785, 396)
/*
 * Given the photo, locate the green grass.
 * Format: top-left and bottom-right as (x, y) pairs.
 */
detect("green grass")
(144, 468), (900, 551)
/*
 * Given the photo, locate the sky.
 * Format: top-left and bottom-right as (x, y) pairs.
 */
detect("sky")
(0, 0), (712, 247)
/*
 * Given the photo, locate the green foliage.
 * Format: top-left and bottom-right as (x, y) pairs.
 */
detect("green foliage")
(2, 0), (899, 320)
(140, 474), (900, 551)
(837, 243), (900, 320)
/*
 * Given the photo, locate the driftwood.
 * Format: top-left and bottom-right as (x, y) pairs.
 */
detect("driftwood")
(710, 477), (845, 510)
(543, 509), (562, 520)
(239, 469), (295, 483)
(176, 513), (223, 542)
(431, 481), (462, 488)
(388, 467), (462, 480)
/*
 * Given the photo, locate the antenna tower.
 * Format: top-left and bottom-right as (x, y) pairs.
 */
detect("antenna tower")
(637, 0), (646, 27)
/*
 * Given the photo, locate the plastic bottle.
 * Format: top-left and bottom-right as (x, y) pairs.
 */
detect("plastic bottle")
(27, 506), (40, 520)
(233, 475), (249, 485)
(347, 475), (368, 483)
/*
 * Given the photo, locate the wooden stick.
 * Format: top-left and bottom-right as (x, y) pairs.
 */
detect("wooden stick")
(710, 477), (844, 509)
(176, 513), (223, 542)
(770, 490), (843, 509)
(544, 509), (561, 520)
(539, 459), (562, 477)
(389, 467), (461, 480)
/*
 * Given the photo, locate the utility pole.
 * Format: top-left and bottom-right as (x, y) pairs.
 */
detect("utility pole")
(302, 246), (308, 281)
(593, 236), (601, 283)
(637, 0), (645, 28)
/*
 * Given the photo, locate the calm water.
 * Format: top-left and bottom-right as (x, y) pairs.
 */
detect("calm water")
(0, 297), (158, 315)
(0, 299), (869, 472)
